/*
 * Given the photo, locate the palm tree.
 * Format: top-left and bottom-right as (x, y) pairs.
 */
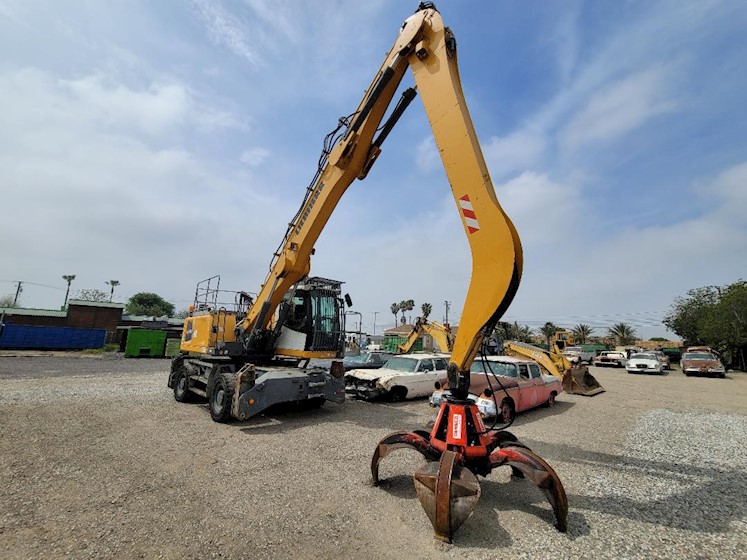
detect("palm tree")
(607, 323), (637, 346)
(62, 274), (76, 308)
(572, 323), (594, 344)
(540, 322), (559, 349)
(515, 322), (534, 343)
(390, 303), (400, 328)
(105, 280), (120, 302)
(399, 299), (414, 325)
(421, 302), (433, 319)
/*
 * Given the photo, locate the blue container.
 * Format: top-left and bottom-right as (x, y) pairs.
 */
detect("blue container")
(0, 324), (106, 350)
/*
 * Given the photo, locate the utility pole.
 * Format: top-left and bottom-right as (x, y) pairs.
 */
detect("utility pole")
(372, 311), (379, 335)
(12, 281), (23, 307)
(444, 300), (451, 323)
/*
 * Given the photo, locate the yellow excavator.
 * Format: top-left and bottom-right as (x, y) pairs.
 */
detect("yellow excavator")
(397, 316), (454, 353)
(503, 330), (605, 396)
(170, 1), (567, 542)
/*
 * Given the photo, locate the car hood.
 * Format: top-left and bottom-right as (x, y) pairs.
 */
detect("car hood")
(346, 367), (410, 381)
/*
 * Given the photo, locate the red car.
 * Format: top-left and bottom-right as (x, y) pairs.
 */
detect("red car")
(430, 356), (562, 422)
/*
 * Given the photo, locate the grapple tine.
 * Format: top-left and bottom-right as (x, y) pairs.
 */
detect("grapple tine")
(413, 450), (481, 543)
(489, 444), (568, 532)
(371, 431), (440, 485)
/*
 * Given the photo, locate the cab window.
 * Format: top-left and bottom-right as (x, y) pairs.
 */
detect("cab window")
(529, 364), (541, 379)
(518, 364), (530, 379)
(434, 358), (448, 370)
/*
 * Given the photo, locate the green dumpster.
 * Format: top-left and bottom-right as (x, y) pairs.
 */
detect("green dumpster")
(125, 329), (167, 358)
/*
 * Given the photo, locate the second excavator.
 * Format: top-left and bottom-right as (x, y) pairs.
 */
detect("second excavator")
(397, 316), (454, 354)
(503, 330), (605, 396)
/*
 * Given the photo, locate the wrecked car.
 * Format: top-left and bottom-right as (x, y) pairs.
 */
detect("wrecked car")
(344, 353), (448, 401)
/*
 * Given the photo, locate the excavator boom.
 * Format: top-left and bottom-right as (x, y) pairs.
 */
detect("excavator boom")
(237, 5), (522, 377)
(503, 339), (605, 396)
(398, 317), (454, 354)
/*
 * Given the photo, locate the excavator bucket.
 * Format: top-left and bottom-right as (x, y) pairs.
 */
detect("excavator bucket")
(413, 451), (481, 543)
(562, 366), (605, 396)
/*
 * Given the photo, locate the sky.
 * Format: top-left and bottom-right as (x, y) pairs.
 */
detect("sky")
(1, 0), (746, 340)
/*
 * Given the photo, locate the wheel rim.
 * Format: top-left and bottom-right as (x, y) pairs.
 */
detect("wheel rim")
(501, 403), (511, 423)
(213, 387), (226, 413)
(176, 375), (186, 396)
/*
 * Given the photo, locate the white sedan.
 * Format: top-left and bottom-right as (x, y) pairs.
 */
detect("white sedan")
(625, 353), (664, 375)
(344, 353), (449, 401)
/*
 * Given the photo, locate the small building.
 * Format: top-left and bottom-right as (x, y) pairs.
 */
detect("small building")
(0, 299), (125, 345)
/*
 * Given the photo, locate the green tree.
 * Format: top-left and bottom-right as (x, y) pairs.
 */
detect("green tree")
(390, 302), (400, 328)
(540, 322), (559, 349)
(494, 321), (533, 343)
(664, 280), (747, 368)
(663, 285), (720, 345)
(125, 292), (175, 317)
(76, 288), (109, 302)
(607, 323), (637, 346)
(649, 337), (668, 342)
(571, 324), (594, 344)
(421, 302), (433, 319)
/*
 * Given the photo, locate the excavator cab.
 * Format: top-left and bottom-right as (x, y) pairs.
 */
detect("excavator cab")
(273, 277), (346, 359)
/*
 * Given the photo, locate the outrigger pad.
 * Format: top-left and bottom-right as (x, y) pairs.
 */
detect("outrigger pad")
(371, 431), (440, 485)
(488, 444), (568, 532)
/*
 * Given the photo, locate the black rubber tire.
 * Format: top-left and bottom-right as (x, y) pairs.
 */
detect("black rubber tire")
(545, 391), (556, 408)
(208, 372), (236, 423)
(500, 399), (515, 423)
(299, 397), (325, 410)
(173, 369), (193, 403)
(390, 386), (408, 402)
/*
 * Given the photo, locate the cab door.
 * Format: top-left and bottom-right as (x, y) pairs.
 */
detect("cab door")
(516, 363), (539, 411)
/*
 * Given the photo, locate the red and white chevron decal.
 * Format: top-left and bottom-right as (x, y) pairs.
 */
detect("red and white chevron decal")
(459, 195), (480, 234)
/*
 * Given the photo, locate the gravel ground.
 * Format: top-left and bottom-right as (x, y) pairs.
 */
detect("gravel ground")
(1, 356), (745, 559)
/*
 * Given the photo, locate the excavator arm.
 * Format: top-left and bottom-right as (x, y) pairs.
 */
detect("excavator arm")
(238, 4), (522, 375)
(398, 317), (454, 354)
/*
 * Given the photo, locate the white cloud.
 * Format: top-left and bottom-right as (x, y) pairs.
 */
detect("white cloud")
(561, 68), (678, 152)
(240, 147), (270, 167)
(415, 136), (439, 173)
(496, 172), (583, 247)
(191, 0), (262, 66)
(0, 66), (281, 309)
(700, 161), (747, 218)
(61, 75), (189, 135)
(483, 128), (546, 179)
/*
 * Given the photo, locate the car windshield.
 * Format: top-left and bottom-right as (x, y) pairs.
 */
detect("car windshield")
(345, 353), (370, 364)
(470, 361), (519, 378)
(683, 353), (715, 360)
(382, 357), (418, 372)
(631, 353), (655, 360)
